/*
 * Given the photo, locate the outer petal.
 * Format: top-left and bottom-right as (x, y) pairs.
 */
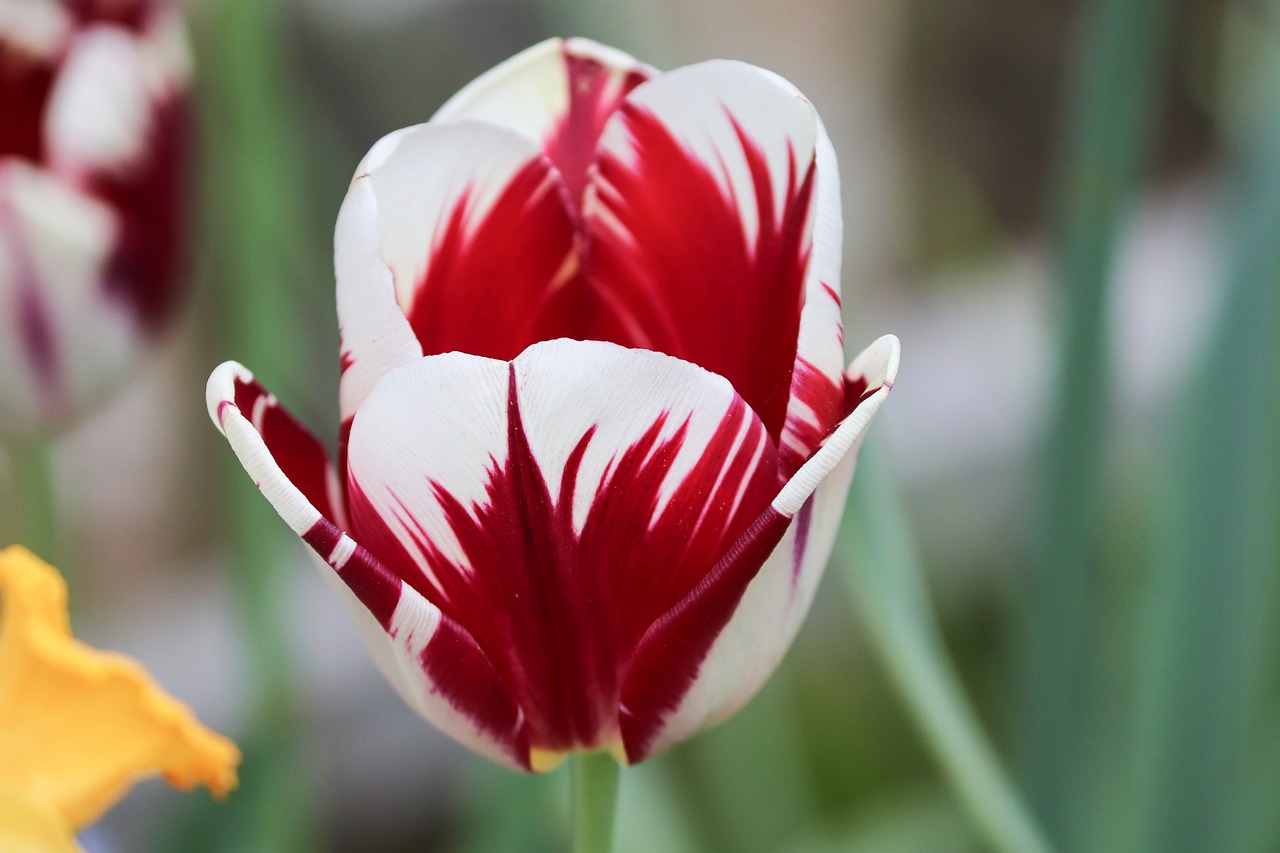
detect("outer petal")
(582, 60), (820, 441)
(432, 37), (654, 208)
(206, 362), (530, 770)
(0, 547), (239, 830)
(346, 339), (779, 760)
(622, 335), (899, 761)
(0, 161), (134, 436)
(357, 121), (581, 363)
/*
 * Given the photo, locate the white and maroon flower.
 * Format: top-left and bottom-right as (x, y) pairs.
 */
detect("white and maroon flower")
(0, 0), (191, 435)
(208, 38), (899, 771)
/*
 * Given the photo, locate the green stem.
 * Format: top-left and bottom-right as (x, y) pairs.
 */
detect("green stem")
(841, 447), (1054, 853)
(571, 752), (621, 853)
(1022, 0), (1174, 838)
(3, 439), (58, 565)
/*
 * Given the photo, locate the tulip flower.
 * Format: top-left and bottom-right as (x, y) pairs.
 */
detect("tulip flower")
(0, 546), (239, 852)
(208, 37), (899, 772)
(0, 0), (191, 435)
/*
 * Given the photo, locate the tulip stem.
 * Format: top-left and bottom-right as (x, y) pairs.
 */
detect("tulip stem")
(3, 439), (58, 567)
(570, 752), (620, 853)
(840, 446), (1055, 853)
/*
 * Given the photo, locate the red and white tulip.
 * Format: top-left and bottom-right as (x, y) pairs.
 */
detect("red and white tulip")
(0, 0), (190, 435)
(208, 38), (899, 771)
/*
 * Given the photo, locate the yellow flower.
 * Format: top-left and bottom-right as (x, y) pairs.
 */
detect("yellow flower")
(0, 546), (240, 852)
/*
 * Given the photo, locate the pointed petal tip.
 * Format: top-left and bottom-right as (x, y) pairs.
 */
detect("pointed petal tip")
(773, 333), (899, 518)
(850, 333), (900, 389)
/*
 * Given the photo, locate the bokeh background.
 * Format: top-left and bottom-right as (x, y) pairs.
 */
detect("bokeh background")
(28, 0), (1279, 850)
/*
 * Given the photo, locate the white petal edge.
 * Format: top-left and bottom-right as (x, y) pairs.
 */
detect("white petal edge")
(363, 120), (563, 327)
(335, 176), (422, 423)
(780, 114), (847, 463)
(591, 59), (820, 248)
(205, 360), (526, 771)
(431, 37), (654, 142)
(641, 333), (900, 756)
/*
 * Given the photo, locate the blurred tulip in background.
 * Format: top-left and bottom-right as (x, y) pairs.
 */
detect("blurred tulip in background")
(0, 0), (191, 436)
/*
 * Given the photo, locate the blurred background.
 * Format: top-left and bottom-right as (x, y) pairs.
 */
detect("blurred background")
(23, 0), (1278, 850)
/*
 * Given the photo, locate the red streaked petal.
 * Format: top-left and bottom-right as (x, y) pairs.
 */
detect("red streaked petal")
(432, 37), (654, 211)
(583, 60), (820, 441)
(364, 121), (583, 362)
(205, 361), (530, 771)
(346, 339), (779, 755)
(622, 335), (900, 761)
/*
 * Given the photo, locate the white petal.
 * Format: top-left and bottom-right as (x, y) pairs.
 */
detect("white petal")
(432, 37), (654, 145)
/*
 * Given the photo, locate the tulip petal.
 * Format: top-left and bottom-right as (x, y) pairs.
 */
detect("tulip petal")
(432, 37), (654, 209)
(206, 361), (532, 771)
(622, 335), (899, 761)
(346, 339), (779, 757)
(583, 60), (821, 441)
(358, 121), (582, 364)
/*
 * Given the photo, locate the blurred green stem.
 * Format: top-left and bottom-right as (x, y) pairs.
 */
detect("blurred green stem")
(1127, 6), (1280, 851)
(1022, 0), (1173, 836)
(841, 448), (1053, 853)
(3, 439), (57, 565)
(571, 753), (620, 853)
(196, 0), (320, 849)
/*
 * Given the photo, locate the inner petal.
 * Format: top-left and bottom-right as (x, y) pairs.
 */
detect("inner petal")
(345, 339), (778, 752)
(580, 61), (821, 441)
(368, 122), (582, 362)
(431, 37), (653, 216)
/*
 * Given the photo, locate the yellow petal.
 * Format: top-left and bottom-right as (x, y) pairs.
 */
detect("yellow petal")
(0, 785), (82, 853)
(0, 546), (241, 830)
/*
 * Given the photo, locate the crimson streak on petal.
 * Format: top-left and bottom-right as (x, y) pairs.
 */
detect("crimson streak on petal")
(231, 375), (344, 527)
(543, 43), (650, 213)
(586, 104), (817, 443)
(349, 363), (778, 756)
(620, 504), (791, 761)
(404, 157), (581, 362)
